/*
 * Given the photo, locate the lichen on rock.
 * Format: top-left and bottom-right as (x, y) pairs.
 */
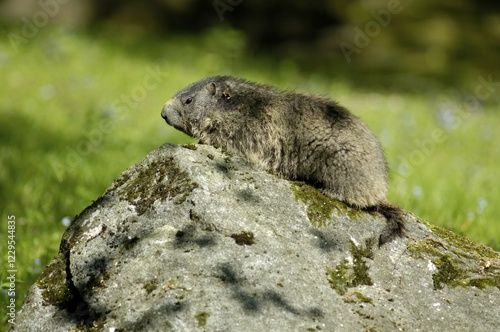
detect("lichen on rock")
(291, 182), (364, 226)
(326, 240), (374, 296)
(408, 236), (500, 291)
(118, 156), (198, 215)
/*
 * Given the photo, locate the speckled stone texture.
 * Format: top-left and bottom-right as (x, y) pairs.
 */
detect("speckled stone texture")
(14, 144), (500, 332)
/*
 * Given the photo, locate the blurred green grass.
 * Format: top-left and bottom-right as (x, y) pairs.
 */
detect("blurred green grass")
(1, 26), (499, 327)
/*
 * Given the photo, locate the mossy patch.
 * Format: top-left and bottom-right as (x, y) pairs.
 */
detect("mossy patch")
(230, 231), (256, 245)
(326, 239), (374, 295)
(37, 252), (75, 308)
(194, 311), (210, 327)
(37, 252), (104, 329)
(342, 290), (375, 305)
(110, 172), (131, 192)
(327, 259), (354, 295)
(119, 157), (198, 215)
(351, 239), (374, 286)
(182, 143), (198, 150)
(408, 238), (500, 290)
(427, 223), (500, 260)
(144, 278), (158, 295)
(291, 182), (364, 227)
(432, 255), (466, 290)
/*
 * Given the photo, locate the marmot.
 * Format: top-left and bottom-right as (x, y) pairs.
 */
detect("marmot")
(161, 76), (405, 244)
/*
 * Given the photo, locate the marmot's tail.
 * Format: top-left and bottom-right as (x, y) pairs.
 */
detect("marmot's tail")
(367, 202), (406, 246)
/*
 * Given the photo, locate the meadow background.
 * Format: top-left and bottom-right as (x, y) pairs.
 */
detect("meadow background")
(1, 0), (499, 327)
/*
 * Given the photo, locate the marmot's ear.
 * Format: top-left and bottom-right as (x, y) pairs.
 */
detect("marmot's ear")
(207, 82), (217, 95)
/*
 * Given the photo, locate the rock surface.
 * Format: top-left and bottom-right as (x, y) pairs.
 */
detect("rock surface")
(14, 144), (500, 331)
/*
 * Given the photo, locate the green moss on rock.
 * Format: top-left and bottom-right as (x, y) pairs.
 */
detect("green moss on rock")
(407, 238), (443, 259)
(326, 240), (374, 295)
(291, 182), (364, 227)
(194, 311), (210, 327)
(326, 259), (353, 296)
(428, 223), (500, 260)
(343, 290), (375, 305)
(350, 239), (374, 287)
(37, 252), (74, 307)
(182, 143), (198, 150)
(119, 157), (198, 215)
(36, 244), (105, 329)
(408, 238), (500, 290)
(110, 172), (131, 192)
(144, 278), (158, 295)
(432, 255), (466, 290)
(230, 231), (256, 245)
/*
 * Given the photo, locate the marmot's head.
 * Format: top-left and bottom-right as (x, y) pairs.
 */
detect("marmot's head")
(161, 76), (228, 139)
(161, 76), (272, 145)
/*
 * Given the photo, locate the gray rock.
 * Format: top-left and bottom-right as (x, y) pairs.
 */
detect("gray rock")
(14, 144), (500, 331)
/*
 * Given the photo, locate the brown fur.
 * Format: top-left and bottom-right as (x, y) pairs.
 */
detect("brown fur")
(161, 76), (405, 244)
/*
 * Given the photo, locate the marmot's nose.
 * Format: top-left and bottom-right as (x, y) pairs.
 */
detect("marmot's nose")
(161, 100), (173, 120)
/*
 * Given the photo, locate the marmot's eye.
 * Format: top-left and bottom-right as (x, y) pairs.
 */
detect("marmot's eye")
(185, 97), (193, 104)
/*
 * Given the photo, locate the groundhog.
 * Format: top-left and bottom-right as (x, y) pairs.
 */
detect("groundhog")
(161, 76), (405, 244)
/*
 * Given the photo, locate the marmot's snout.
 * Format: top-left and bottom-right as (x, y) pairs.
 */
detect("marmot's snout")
(161, 99), (180, 125)
(161, 98), (188, 135)
(161, 100), (173, 121)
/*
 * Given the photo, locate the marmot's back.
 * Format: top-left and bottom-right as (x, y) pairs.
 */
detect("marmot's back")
(277, 93), (388, 208)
